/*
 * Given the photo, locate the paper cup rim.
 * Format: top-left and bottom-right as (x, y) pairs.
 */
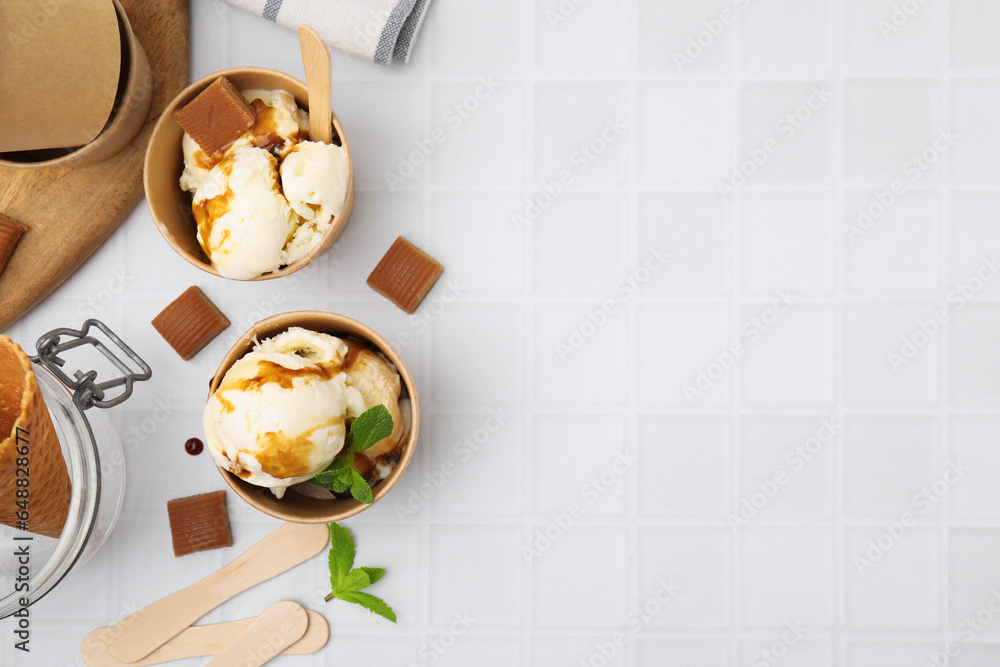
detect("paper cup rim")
(206, 311), (418, 523)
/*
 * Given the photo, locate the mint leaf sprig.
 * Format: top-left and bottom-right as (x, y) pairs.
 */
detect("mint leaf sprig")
(325, 522), (397, 623)
(310, 404), (394, 503)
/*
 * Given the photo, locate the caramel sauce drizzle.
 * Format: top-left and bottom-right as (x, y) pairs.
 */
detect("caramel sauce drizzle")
(214, 337), (402, 481)
(192, 156), (236, 256)
(249, 98), (307, 156)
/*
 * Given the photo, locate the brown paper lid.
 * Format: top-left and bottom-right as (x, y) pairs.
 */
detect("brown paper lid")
(0, 0), (122, 152)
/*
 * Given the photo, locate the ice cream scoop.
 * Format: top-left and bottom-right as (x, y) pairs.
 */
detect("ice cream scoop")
(192, 146), (296, 280)
(279, 141), (349, 266)
(179, 87), (347, 279)
(204, 326), (409, 500)
(180, 132), (214, 193)
(203, 328), (363, 498)
(242, 89), (309, 158)
(343, 339), (404, 460)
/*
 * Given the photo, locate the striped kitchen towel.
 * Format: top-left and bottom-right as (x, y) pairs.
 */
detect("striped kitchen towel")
(223, 0), (432, 65)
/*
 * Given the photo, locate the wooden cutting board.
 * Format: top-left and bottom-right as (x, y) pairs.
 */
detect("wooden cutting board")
(0, 0), (189, 332)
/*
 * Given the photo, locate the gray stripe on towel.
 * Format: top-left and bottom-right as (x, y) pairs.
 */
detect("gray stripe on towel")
(262, 0), (283, 21)
(392, 0), (428, 63)
(374, 0), (415, 65)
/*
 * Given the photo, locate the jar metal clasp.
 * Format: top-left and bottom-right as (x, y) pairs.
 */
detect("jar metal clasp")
(30, 319), (152, 411)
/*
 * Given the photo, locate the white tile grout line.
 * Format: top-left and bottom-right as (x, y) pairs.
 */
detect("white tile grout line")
(420, 399), (1000, 416)
(417, 71), (1000, 84)
(832, 0), (846, 659)
(522, 0), (536, 661)
(404, 516), (1000, 528)
(326, 294), (1000, 305)
(625, 0), (639, 663)
(368, 183), (1000, 194)
(417, 11), (435, 656)
(372, 404), (1000, 416)
(940, 0), (953, 635)
(730, 9), (743, 664)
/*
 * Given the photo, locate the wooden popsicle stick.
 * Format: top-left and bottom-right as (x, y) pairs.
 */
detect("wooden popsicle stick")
(81, 610), (329, 667)
(298, 25), (333, 144)
(105, 522), (329, 664)
(207, 600), (309, 667)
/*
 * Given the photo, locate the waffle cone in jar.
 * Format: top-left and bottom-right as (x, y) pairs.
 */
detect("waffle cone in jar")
(0, 336), (71, 538)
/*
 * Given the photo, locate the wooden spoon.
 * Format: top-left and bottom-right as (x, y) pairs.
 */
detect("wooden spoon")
(207, 600), (309, 667)
(81, 610), (329, 667)
(298, 25), (333, 144)
(105, 522), (329, 664)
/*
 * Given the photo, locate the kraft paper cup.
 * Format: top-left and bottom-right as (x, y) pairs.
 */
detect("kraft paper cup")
(0, 0), (153, 170)
(206, 311), (417, 523)
(144, 67), (355, 281)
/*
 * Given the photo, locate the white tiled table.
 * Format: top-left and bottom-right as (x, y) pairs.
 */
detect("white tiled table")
(5, 0), (1000, 664)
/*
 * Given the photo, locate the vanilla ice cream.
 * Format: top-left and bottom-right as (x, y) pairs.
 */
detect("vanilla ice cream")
(280, 141), (349, 265)
(204, 328), (364, 498)
(342, 339), (404, 460)
(193, 146), (296, 280)
(205, 327), (408, 498)
(180, 132), (213, 193)
(241, 89), (308, 159)
(180, 87), (349, 279)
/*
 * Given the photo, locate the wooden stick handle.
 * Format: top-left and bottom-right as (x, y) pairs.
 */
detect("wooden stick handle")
(81, 610), (328, 666)
(104, 522), (329, 663)
(207, 601), (309, 666)
(299, 25), (333, 144)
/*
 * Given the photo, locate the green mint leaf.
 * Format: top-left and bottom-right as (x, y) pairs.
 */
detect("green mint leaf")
(357, 567), (385, 588)
(339, 568), (371, 592)
(312, 467), (344, 489)
(324, 524), (398, 622)
(310, 406), (393, 492)
(311, 471), (338, 488)
(350, 470), (374, 504)
(329, 454), (354, 471)
(308, 454), (354, 490)
(327, 523), (355, 590)
(348, 404), (394, 453)
(334, 468), (354, 493)
(334, 591), (397, 623)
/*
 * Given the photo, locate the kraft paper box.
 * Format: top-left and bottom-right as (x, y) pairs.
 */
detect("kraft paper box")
(0, 0), (122, 152)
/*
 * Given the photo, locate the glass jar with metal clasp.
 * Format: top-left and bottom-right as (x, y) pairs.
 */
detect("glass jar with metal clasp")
(0, 320), (151, 618)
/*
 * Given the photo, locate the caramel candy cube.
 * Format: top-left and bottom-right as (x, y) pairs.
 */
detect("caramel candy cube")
(367, 237), (444, 314)
(0, 213), (28, 277)
(174, 76), (255, 157)
(152, 286), (230, 361)
(167, 490), (233, 557)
